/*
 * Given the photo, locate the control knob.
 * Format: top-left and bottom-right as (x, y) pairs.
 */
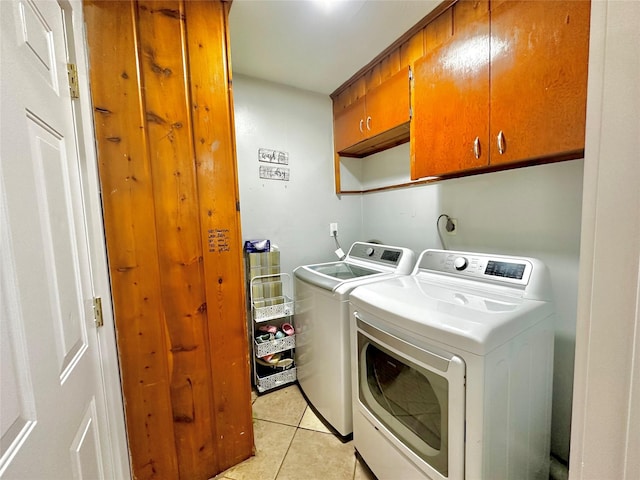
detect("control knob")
(365, 247), (375, 257)
(454, 256), (468, 271)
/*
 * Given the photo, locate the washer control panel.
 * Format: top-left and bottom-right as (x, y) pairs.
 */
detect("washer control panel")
(348, 242), (405, 267)
(417, 250), (533, 287)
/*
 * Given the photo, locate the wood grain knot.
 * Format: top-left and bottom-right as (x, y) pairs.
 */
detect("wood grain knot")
(146, 111), (166, 125)
(151, 63), (172, 77)
(170, 344), (198, 353)
(173, 415), (194, 423)
(156, 8), (183, 20)
(116, 265), (137, 272)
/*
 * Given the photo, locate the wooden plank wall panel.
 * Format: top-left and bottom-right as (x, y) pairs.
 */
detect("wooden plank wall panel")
(83, 1), (180, 478)
(84, 1), (253, 478)
(135, 1), (217, 478)
(184, 0), (254, 471)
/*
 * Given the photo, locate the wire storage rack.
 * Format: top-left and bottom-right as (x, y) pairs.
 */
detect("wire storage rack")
(250, 273), (296, 393)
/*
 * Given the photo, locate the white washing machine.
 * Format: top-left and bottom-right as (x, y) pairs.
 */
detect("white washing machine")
(349, 249), (555, 480)
(294, 242), (415, 437)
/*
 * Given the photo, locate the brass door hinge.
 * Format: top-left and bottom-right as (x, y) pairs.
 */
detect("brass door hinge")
(93, 297), (104, 328)
(67, 63), (80, 99)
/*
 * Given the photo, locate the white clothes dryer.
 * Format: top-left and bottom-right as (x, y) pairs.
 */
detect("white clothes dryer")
(294, 242), (415, 437)
(349, 249), (555, 480)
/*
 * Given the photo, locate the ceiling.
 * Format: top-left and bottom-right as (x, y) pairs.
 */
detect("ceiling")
(228, 0), (440, 96)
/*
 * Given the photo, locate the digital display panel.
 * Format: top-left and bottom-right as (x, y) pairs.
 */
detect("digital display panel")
(381, 250), (400, 262)
(485, 260), (526, 280)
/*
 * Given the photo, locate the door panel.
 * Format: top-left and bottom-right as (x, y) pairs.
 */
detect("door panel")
(0, 0), (115, 477)
(334, 96), (367, 153)
(489, 0), (590, 164)
(365, 65), (411, 139)
(70, 399), (104, 480)
(412, 0), (490, 179)
(83, 1), (255, 477)
(18, 0), (58, 89)
(0, 191), (38, 474)
(26, 114), (90, 379)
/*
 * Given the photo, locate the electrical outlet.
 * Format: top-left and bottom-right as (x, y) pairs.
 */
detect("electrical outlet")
(329, 222), (338, 236)
(446, 218), (458, 235)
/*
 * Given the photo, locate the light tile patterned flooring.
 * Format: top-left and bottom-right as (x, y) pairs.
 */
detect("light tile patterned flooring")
(212, 383), (377, 480)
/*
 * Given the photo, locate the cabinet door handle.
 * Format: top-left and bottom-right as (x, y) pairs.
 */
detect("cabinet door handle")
(473, 137), (481, 159)
(366, 116), (371, 131)
(359, 119), (364, 133)
(497, 130), (506, 155)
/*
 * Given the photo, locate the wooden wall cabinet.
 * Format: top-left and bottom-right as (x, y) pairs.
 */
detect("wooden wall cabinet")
(412, 0), (590, 180)
(334, 65), (411, 157)
(412, 1), (490, 179)
(330, 1), (455, 193)
(488, 0), (591, 166)
(83, 1), (253, 479)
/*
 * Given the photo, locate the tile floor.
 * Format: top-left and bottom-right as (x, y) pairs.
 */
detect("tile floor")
(212, 383), (377, 480)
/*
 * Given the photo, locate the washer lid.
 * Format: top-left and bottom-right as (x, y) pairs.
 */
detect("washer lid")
(293, 262), (387, 291)
(294, 261), (384, 291)
(307, 262), (380, 280)
(294, 242), (416, 292)
(350, 275), (553, 355)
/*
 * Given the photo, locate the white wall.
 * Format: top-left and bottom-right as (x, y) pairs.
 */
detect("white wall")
(233, 74), (583, 463)
(233, 75), (361, 276)
(360, 151), (583, 462)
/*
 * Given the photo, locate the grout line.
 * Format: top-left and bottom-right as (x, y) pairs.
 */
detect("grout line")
(252, 417), (302, 429)
(272, 420), (300, 480)
(296, 405), (307, 428)
(251, 401), (307, 429)
(297, 425), (334, 434)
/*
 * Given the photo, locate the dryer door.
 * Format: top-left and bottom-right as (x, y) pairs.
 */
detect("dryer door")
(355, 314), (465, 480)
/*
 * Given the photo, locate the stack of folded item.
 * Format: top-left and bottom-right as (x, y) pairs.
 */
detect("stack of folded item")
(244, 239), (282, 309)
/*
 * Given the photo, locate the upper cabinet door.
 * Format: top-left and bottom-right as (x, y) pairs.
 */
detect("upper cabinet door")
(412, 1), (490, 179)
(334, 96), (367, 153)
(365, 65), (411, 139)
(333, 66), (411, 157)
(489, 0), (591, 165)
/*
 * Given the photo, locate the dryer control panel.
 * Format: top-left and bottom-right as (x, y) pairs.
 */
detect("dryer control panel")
(416, 249), (535, 288)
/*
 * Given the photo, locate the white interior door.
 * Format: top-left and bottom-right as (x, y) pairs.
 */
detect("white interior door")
(1, 1), (127, 478)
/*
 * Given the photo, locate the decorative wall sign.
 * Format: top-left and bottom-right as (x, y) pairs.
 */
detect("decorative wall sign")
(258, 148), (289, 165)
(259, 165), (290, 181)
